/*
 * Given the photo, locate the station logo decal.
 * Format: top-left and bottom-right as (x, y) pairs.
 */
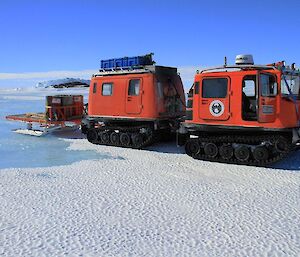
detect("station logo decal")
(209, 100), (224, 117)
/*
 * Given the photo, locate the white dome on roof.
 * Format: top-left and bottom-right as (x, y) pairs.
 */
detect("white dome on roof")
(235, 54), (254, 65)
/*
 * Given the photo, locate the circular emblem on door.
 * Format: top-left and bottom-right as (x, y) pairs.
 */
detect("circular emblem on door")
(209, 100), (224, 117)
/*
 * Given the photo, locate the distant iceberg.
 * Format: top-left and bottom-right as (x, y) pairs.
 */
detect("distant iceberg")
(36, 78), (90, 88)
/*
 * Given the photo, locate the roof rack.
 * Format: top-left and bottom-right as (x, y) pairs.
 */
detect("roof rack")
(200, 65), (276, 73)
(93, 66), (153, 77)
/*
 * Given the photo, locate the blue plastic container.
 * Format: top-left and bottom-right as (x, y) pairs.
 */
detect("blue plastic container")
(115, 58), (128, 67)
(101, 59), (115, 69)
(100, 54), (153, 69)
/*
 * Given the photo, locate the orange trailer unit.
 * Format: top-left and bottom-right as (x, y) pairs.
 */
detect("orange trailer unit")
(6, 95), (84, 136)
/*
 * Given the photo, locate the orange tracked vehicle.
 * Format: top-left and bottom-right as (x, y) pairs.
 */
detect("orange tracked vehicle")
(179, 54), (300, 166)
(81, 54), (186, 148)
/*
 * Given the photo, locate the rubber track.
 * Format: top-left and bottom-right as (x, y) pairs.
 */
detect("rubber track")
(90, 125), (155, 149)
(187, 134), (293, 166)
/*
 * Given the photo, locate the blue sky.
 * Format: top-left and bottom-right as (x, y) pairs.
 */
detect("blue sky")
(0, 0), (300, 87)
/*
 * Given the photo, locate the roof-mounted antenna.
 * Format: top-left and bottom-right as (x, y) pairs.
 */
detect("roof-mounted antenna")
(224, 56), (227, 67)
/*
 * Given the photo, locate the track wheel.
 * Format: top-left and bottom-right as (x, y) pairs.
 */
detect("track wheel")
(87, 129), (98, 143)
(185, 140), (201, 155)
(235, 145), (250, 162)
(110, 132), (120, 145)
(219, 144), (234, 160)
(132, 133), (144, 148)
(275, 137), (289, 153)
(120, 133), (131, 147)
(100, 131), (110, 144)
(253, 146), (269, 162)
(204, 143), (218, 158)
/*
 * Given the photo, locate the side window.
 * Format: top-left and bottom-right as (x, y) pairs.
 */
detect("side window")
(242, 76), (256, 97)
(260, 74), (277, 97)
(128, 79), (140, 96)
(102, 83), (113, 96)
(202, 78), (228, 98)
(93, 83), (97, 93)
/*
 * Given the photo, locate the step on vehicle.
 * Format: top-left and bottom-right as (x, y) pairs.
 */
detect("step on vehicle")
(82, 54), (186, 148)
(179, 54), (300, 166)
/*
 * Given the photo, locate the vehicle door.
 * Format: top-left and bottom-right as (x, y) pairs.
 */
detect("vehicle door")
(199, 77), (231, 120)
(258, 72), (277, 123)
(126, 78), (143, 114)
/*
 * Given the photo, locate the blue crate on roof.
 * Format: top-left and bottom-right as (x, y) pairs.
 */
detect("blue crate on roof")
(100, 54), (153, 70)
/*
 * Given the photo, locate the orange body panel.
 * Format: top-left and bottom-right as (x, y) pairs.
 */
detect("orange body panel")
(186, 69), (300, 129)
(89, 73), (156, 119)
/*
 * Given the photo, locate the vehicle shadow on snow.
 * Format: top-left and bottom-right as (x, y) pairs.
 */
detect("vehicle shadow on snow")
(146, 140), (185, 154)
(270, 150), (300, 171)
(52, 129), (86, 139)
(51, 131), (300, 171)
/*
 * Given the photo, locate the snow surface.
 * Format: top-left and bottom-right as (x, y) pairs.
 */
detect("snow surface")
(1, 87), (300, 256)
(1, 140), (300, 256)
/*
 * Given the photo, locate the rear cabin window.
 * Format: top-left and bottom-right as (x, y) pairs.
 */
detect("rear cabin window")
(93, 83), (97, 93)
(281, 75), (300, 97)
(260, 74), (277, 97)
(202, 78), (228, 98)
(128, 79), (140, 96)
(102, 83), (113, 96)
(156, 80), (163, 98)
